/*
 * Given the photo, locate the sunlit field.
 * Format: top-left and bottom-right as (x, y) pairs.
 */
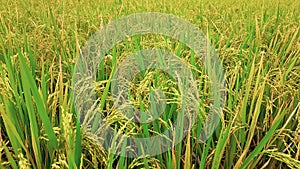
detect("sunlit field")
(0, 0), (299, 168)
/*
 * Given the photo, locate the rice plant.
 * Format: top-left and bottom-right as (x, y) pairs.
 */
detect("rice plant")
(0, 0), (299, 168)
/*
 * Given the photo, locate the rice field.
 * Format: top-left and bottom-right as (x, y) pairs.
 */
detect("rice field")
(0, 0), (300, 168)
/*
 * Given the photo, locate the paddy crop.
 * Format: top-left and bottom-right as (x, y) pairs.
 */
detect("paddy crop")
(0, 0), (299, 168)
